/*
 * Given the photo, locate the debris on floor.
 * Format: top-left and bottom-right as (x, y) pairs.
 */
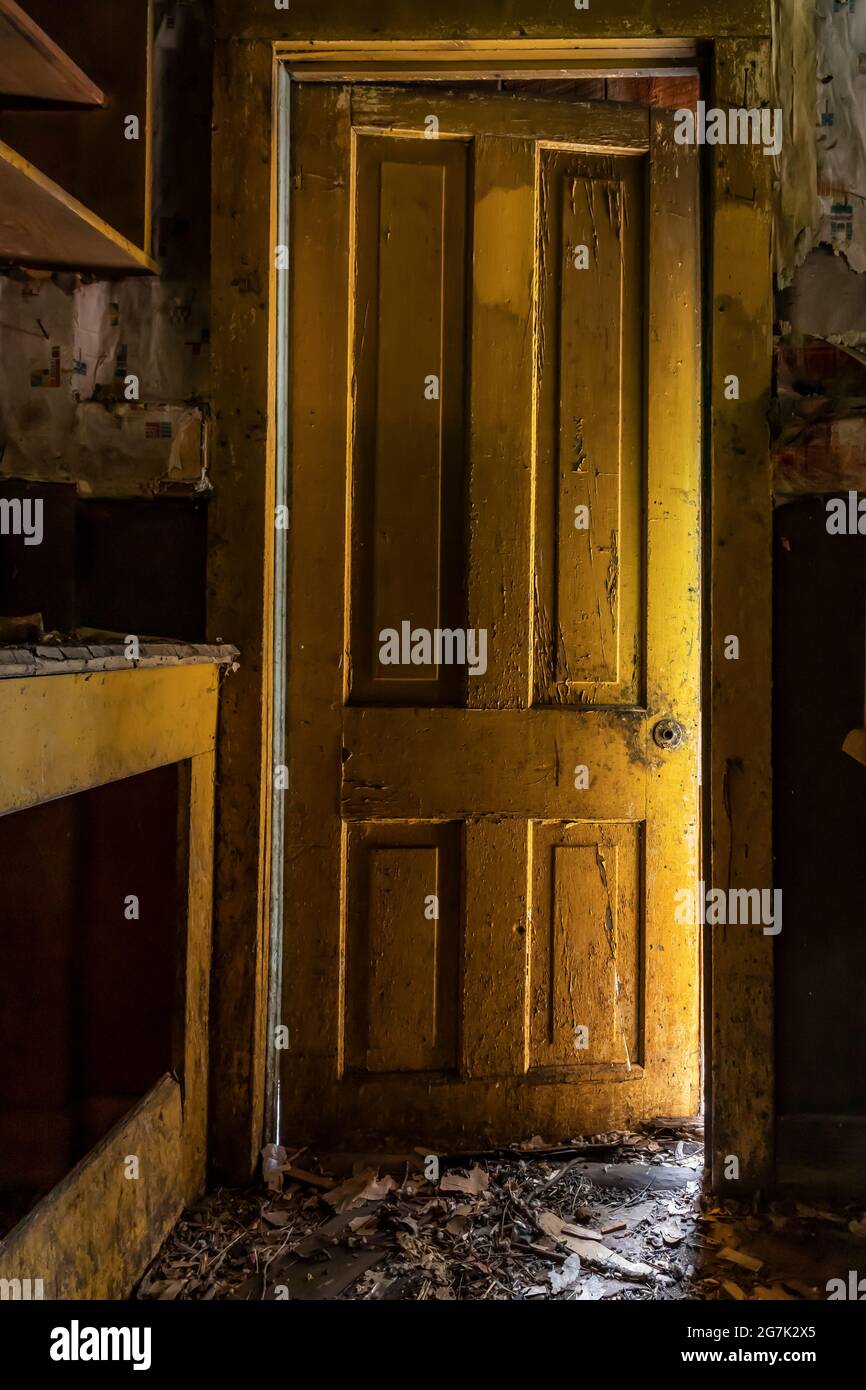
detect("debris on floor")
(135, 1121), (866, 1301)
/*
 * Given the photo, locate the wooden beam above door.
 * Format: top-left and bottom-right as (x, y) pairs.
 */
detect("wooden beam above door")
(280, 39), (702, 81)
(217, 1), (770, 43)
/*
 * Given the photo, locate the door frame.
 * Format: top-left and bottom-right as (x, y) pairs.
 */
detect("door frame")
(209, 1), (774, 1193)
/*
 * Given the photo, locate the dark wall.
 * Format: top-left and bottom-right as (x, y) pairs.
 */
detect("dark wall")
(0, 488), (208, 641)
(774, 498), (866, 1115)
(77, 498), (208, 639)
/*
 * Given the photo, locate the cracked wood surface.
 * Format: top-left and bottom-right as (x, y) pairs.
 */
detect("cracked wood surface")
(709, 39), (774, 1193)
(281, 86), (701, 1147)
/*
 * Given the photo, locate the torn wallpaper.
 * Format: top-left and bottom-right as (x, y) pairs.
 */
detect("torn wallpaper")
(816, 0), (866, 272)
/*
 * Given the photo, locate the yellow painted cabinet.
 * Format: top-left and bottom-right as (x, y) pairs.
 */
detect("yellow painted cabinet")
(283, 84), (701, 1144)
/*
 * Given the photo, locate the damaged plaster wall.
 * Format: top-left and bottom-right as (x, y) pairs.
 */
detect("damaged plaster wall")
(775, 0), (866, 291)
(813, 0), (866, 275)
(0, 1), (212, 503)
(774, 0), (866, 481)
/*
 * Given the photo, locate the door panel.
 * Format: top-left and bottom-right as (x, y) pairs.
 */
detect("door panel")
(350, 136), (469, 704)
(345, 820), (462, 1075)
(283, 83), (701, 1146)
(530, 821), (643, 1074)
(534, 149), (644, 706)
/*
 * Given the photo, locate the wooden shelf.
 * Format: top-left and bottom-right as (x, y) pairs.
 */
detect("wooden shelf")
(0, 1), (153, 253)
(0, 0), (104, 105)
(0, 137), (157, 272)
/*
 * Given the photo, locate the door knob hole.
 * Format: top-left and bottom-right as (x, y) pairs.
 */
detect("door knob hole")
(653, 718), (686, 750)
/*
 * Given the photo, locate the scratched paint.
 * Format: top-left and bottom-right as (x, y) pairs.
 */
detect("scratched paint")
(279, 86), (701, 1149)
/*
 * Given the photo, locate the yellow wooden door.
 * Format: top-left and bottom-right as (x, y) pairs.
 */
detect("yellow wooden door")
(283, 84), (701, 1146)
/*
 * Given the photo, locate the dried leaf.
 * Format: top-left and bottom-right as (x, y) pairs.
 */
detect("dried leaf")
(323, 1170), (396, 1212)
(349, 1214), (380, 1234)
(660, 1219), (684, 1245)
(262, 1209), (291, 1228)
(440, 1166), (489, 1196)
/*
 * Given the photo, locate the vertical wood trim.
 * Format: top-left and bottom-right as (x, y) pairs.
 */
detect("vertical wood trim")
(183, 750), (216, 1196)
(143, 0), (154, 256)
(173, 760), (193, 1080)
(710, 37), (774, 1193)
(468, 134), (535, 709)
(281, 83), (352, 1135)
(209, 36), (275, 1180)
(462, 819), (531, 1077)
(644, 109), (702, 1113)
(265, 61), (292, 1148)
